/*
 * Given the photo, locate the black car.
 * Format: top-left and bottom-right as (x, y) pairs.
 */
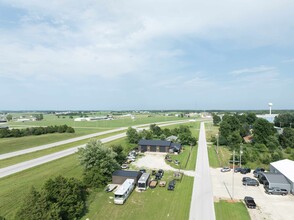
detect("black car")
(253, 168), (265, 178)
(243, 179), (259, 186)
(242, 177), (252, 183)
(168, 180), (176, 191)
(151, 170), (157, 175)
(240, 168), (251, 174)
(155, 173), (162, 180)
(244, 196), (256, 209)
(158, 169), (164, 177)
(139, 169), (146, 173)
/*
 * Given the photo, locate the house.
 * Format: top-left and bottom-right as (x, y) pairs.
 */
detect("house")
(138, 139), (182, 153)
(243, 135), (253, 143)
(112, 170), (142, 185)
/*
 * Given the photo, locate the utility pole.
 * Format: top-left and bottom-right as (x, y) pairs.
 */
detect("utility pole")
(240, 144), (243, 168)
(216, 133), (219, 154)
(232, 150), (235, 200)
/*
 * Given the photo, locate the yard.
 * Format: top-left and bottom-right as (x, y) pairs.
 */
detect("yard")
(82, 172), (194, 220)
(214, 200), (250, 220)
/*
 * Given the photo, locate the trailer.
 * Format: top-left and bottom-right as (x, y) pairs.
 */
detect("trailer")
(114, 179), (135, 205)
(138, 173), (150, 190)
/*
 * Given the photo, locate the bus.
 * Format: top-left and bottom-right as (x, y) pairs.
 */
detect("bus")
(114, 179), (135, 204)
(138, 173), (150, 190)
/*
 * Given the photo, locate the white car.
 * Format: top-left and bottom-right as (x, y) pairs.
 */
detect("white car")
(221, 167), (231, 172)
(121, 164), (129, 169)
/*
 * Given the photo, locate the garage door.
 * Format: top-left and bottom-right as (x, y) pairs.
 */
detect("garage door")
(150, 146), (157, 152)
(140, 145), (147, 152)
(159, 146), (167, 152)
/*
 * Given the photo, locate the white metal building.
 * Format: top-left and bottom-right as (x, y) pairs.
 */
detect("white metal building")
(270, 159), (294, 193)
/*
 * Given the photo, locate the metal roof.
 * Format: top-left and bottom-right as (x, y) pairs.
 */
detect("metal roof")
(171, 143), (182, 150)
(138, 139), (171, 147)
(263, 173), (290, 184)
(270, 159), (294, 183)
(138, 173), (150, 183)
(112, 170), (141, 177)
(114, 179), (134, 195)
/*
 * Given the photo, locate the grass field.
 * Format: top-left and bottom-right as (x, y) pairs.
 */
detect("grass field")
(0, 154), (83, 219)
(214, 200), (250, 220)
(0, 131), (125, 168)
(82, 172), (193, 220)
(208, 145), (232, 168)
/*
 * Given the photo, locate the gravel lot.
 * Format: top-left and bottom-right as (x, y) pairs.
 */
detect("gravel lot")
(133, 152), (195, 177)
(211, 168), (294, 220)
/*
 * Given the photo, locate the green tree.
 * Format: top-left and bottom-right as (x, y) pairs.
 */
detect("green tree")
(227, 130), (242, 150)
(111, 144), (126, 165)
(126, 127), (139, 144)
(212, 114), (221, 125)
(253, 118), (276, 144)
(279, 128), (294, 149)
(78, 140), (120, 187)
(6, 114), (12, 121)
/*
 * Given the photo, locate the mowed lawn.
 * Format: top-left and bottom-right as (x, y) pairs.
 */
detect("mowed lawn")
(214, 200), (250, 220)
(83, 173), (194, 220)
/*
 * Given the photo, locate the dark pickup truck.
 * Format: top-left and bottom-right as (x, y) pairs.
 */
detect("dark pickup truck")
(244, 196), (256, 209)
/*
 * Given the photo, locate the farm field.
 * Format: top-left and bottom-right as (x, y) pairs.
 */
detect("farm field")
(214, 200), (250, 220)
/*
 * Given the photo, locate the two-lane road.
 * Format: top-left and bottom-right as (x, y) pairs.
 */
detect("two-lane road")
(189, 122), (215, 220)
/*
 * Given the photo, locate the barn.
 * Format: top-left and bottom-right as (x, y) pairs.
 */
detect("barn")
(112, 170), (142, 185)
(270, 159), (294, 194)
(138, 139), (182, 153)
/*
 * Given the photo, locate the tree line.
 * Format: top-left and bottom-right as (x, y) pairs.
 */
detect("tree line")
(214, 113), (294, 165)
(0, 125), (75, 138)
(126, 124), (197, 146)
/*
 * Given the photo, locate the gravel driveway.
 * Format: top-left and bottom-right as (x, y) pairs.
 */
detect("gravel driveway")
(133, 152), (195, 177)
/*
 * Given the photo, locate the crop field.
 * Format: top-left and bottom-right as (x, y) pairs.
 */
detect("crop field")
(214, 200), (250, 220)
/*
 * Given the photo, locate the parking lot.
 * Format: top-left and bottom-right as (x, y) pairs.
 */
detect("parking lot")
(211, 168), (294, 220)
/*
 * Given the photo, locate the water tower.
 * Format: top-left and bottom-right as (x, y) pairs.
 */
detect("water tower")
(268, 102), (273, 115)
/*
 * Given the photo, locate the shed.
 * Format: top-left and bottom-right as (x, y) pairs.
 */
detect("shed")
(263, 173), (291, 192)
(112, 170), (142, 185)
(270, 159), (294, 193)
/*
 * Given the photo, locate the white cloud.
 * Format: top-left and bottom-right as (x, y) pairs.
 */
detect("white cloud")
(230, 66), (277, 76)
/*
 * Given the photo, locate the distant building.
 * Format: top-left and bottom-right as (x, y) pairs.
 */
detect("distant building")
(256, 114), (279, 123)
(74, 116), (110, 122)
(243, 135), (253, 144)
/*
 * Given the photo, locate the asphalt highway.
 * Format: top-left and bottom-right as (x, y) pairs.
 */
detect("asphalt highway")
(189, 122), (216, 220)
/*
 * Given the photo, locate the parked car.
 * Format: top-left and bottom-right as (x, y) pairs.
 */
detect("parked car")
(121, 164), (129, 169)
(168, 180), (176, 191)
(234, 167), (242, 173)
(221, 167), (231, 172)
(265, 187), (288, 196)
(243, 179), (259, 186)
(244, 196), (256, 209)
(151, 170), (157, 175)
(158, 169), (164, 177)
(155, 173), (162, 180)
(149, 180), (158, 189)
(242, 177), (252, 183)
(139, 169), (146, 173)
(253, 168), (265, 178)
(240, 168), (251, 174)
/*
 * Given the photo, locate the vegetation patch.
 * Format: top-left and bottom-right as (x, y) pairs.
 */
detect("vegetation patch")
(214, 200), (250, 220)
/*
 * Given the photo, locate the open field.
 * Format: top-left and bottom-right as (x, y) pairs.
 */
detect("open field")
(208, 145), (232, 168)
(214, 200), (250, 220)
(82, 172), (193, 220)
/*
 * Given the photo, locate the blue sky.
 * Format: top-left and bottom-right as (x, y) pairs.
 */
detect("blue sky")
(1, 0), (294, 110)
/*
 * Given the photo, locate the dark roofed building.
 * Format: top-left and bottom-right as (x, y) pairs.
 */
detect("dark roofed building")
(112, 170), (142, 185)
(138, 139), (181, 153)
